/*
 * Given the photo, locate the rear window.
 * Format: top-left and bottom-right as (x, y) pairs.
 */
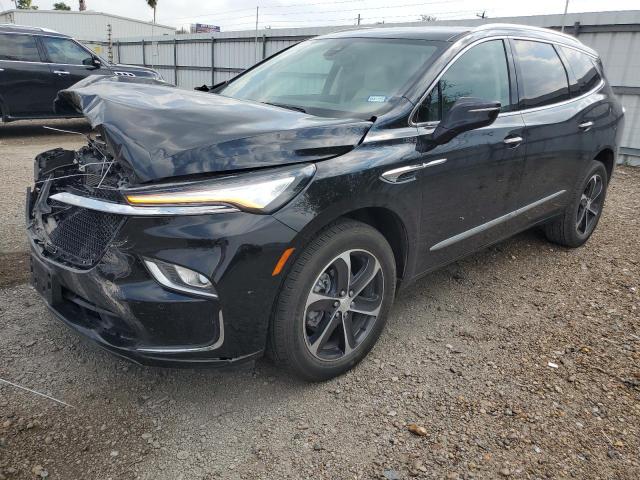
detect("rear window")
(0, 34), (41, 62)
(513, 40), (570, 109)
(559, 46), (602, 96)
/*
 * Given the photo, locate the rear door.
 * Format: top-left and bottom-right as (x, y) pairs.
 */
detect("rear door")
(39, 35), (108, 91)
(0, 33), (58, 118)
(556, 45), (609, 170)
(510, 39), (580, 217)
(411, 39), (528, 272)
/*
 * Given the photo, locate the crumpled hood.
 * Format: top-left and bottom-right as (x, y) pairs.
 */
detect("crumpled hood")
(54, 76), (372, 184)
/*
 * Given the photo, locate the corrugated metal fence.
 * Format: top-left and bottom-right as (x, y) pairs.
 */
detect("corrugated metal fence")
(93, 11), (640, 164)
(112, 32), (316, 88)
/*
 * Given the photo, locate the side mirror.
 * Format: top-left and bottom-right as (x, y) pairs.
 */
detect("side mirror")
(431, 97), (501, 145)
(84, 56), (101, 68)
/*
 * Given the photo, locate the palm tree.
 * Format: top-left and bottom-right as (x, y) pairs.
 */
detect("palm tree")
(146, 0), (157, 24)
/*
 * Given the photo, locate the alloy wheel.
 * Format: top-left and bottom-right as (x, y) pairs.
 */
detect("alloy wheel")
(576, 174), (603, 235)
(303, 249), (384, 361)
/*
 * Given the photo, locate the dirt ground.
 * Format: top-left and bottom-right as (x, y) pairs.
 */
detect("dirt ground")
(0, 120), (638, 480)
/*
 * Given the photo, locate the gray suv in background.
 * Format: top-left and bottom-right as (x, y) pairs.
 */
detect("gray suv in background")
(0, 24), (162, 122)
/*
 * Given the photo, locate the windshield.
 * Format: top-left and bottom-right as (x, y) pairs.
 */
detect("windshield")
(218, 37), (444, 119)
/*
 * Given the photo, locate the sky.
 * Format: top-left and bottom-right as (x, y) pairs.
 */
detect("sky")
(1, 0), (637, 31)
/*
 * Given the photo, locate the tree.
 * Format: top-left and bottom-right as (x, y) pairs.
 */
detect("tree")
(53, 2), (71, 10)
(146, 0), (157, 24)
(419, 14), (437, 22)
(16, 0), (38, 9)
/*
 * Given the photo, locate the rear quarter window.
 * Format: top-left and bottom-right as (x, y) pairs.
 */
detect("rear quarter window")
(512, 40), (570, 109)
(0, 34), (41, 62)
(559, 46), (602, 96)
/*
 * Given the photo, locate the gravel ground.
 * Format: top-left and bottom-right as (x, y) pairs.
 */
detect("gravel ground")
(1, 120), (638, 480)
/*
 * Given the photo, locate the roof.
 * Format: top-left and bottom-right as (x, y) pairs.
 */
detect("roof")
(0, 9), (175, 31)
(320, 26), (470, 42)
(0, 23), (66, 36)
(318, 23), (589, 49)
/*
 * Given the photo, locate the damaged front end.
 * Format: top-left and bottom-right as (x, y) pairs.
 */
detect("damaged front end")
(27, 136), (133, 268)
(25, 74), (371, 366)
(26, 131), (300, 366)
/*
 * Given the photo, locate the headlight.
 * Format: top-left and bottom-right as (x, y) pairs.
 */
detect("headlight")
(124, 164), (315, 214)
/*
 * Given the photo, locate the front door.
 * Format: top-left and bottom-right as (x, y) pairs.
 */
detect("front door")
(411, 39), (527, 273)
(38, 36), (107, 92)
(0, 33), (59, 118)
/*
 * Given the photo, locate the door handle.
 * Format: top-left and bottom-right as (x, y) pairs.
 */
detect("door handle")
(53, 70), (70, 75)
(503, 136), (523, 147)
(381, 158), (447, 184)
(578, 121), (594, 131)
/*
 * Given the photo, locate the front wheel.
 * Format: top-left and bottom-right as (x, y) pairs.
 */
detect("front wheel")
(544, 160), (608, 248)
(268, 220), (396, 381)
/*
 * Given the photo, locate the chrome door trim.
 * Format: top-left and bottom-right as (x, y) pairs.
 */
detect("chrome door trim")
(49, 192), (239, 216)
(380, 158), (447, 184)
(136, 312), (225, 353)
(429, 190), (566, 251)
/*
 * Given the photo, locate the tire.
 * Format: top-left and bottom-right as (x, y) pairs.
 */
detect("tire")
(268, 219), (396, 381)
(544, 160), (608, 248)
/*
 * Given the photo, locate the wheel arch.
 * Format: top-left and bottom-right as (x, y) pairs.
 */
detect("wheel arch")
(0, 95), (8, 122)
(594, 147), (615, 180)
(286, 205), (411, 283)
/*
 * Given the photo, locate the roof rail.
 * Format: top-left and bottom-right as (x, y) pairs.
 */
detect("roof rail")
(0, 23), (60, 34)
(471, 23), (579, 42)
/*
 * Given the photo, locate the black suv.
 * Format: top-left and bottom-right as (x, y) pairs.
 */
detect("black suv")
(0, 24), (161, 122)
(27, 24), (624, 381)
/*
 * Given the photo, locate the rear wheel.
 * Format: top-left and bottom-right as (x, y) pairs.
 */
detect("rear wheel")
(544, 160), (608, 247)
(268, 220), (396, 381)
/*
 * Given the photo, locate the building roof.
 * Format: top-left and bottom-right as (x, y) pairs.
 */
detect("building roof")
(0, 9), (175, 31)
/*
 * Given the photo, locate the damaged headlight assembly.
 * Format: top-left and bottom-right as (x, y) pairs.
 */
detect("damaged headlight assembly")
(124, 164), (316, 214)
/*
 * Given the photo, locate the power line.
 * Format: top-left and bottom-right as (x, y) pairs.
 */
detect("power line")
(216, 8), (484, 30)
(162, 0), (367, 22)
(163, 0), (468, 22)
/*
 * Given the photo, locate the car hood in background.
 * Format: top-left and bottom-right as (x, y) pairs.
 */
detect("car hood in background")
(54, 76), (372, 184)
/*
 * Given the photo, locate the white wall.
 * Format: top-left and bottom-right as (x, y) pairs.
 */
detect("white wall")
(0, 9), (175, 42)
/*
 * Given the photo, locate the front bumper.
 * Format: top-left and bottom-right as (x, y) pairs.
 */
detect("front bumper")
(28, 208), (298, 366)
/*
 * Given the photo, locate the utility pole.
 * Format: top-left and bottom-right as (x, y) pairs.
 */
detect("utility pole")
(561, 0), (570, 32)
(356, 13), (361, 25)
(107, 23), (113, 63)
(255, 6), (259, 63)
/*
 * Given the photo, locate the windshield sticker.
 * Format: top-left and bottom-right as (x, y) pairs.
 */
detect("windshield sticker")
(367, 95), (386, 103)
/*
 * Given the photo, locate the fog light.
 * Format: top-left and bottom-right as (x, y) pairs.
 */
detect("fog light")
(144, 258), (217, 298)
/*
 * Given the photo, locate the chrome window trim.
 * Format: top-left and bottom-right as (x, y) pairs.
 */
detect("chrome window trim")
(0, 58), (45, 65)
(409, 34), (601, 128)
(49, 192), (239, 216)
(136, 312), (225, 353)
(430, 190), (566, 251)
